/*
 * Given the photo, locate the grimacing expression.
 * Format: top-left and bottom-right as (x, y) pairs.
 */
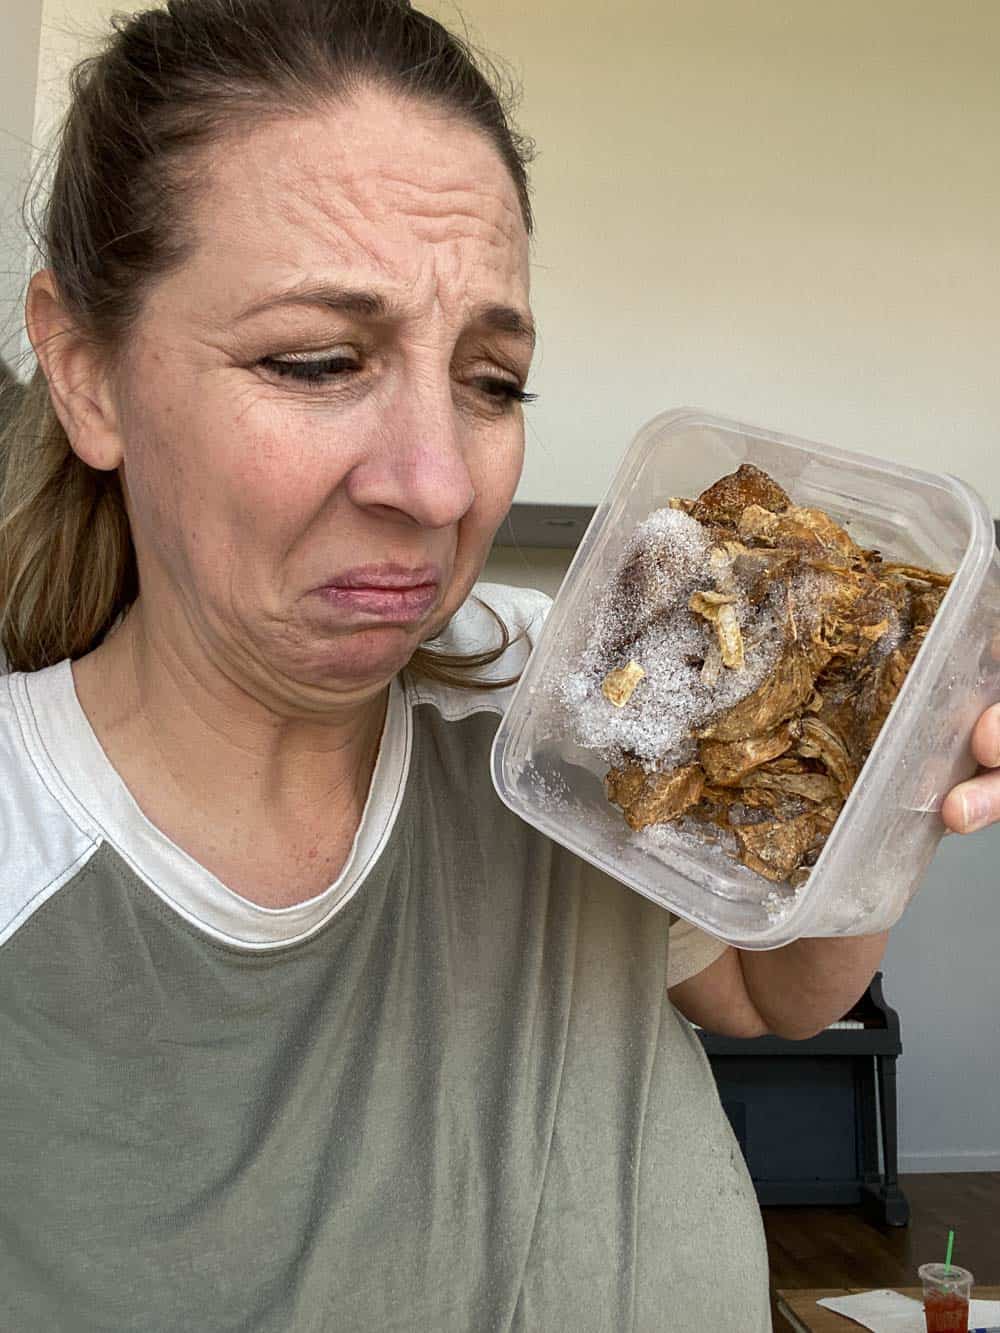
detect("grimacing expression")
(108, 90), (533, 700)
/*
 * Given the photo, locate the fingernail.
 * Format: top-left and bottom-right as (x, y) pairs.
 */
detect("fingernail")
(960, 791), (991, 832)
(989, 706), (1000, 765)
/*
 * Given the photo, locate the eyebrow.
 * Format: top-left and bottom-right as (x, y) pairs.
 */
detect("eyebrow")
(234, 283), (535, 348)
(475, 303), (536, 348)
(234, 283), (388, 323)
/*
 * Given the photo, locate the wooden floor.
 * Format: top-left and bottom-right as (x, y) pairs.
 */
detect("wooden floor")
(763, 1173), (1000, 1327)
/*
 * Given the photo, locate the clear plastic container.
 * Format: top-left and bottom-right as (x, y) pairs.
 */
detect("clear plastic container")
(491, 408), (1000, 949)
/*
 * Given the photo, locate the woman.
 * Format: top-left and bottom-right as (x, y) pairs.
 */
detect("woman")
(1, 3), (996, 1329)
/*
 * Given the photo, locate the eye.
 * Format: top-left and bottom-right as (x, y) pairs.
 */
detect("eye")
(257, 350), (360, 383)
(469, 375), (538, 411)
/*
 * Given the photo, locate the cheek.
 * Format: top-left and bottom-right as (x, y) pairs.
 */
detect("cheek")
(119, 398), (285, 583)
(170, 394), (337, 536)
(467, 422), (525, 525)
(117, 428), (191, 565)
(222, 388), (371, 512)
(448, 423), (524, 592)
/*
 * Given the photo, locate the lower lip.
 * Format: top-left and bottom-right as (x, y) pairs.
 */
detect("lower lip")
(314, 583), (440, 619)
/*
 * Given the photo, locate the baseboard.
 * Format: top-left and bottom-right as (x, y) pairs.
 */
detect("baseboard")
(899, 1151), (1000, 1173)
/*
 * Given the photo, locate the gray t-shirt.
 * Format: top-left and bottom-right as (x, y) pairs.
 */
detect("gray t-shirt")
(0, 585), (770, 1332)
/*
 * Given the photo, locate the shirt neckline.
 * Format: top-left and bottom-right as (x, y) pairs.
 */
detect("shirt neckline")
(17, 659), (412, 950)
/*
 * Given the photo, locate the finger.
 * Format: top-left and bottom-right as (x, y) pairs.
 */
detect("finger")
(941, 767), (1000, 834)
(970, 702), (1000, 769)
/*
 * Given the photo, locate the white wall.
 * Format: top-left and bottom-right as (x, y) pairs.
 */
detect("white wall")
(429, 0), (1000, 514)
(0, 0), (161, 375)
(886, 830), (1000, 1173)
(32, 0), (131, 155)
(0, 0), (43, 367)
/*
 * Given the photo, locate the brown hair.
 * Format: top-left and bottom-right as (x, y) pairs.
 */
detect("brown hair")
(0, 0), (533, 684)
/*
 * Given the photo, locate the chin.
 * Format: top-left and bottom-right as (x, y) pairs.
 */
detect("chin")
(301, 623), (432, 691)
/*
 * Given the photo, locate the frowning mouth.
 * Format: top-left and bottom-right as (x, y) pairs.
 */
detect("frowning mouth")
(313, 563), (442, 621)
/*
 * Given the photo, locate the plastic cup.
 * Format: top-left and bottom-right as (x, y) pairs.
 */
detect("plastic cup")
(919, 1262), (973, 1333)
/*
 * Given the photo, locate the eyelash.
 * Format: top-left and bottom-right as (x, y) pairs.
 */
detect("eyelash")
(257, 355), (537, 407)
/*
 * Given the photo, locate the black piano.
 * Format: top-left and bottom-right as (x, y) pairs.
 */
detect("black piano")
(695, 970), (909, 1226)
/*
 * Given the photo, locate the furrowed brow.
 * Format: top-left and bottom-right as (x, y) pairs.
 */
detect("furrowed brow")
(232, 285), (535, 350)
(473, 303), (536, 348)
(234, 284), (392, 322)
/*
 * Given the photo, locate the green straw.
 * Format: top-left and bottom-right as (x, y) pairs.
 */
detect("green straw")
(944, 1229), (955, 1274)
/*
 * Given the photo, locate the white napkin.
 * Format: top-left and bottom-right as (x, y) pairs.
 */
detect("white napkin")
(817, 1290), (923, 1332)
(816, 1290), (1000, 1332)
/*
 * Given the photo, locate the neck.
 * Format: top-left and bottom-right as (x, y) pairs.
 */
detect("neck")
(72, 605), (390, 906)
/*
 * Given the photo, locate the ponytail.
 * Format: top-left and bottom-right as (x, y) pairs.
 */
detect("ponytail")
(0, 368), (136, 671)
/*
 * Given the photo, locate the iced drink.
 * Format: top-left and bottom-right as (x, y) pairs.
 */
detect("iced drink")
(919, 1262), (973, 1333)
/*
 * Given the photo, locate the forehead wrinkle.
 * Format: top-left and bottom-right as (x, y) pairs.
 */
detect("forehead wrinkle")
(280, 161), (384, 236)
(257, 178), (526, 312)
(191, 89), (528, 240)
(404, 205), (518, 254)
(375, 172), (522, 247)
(281, 171), (522, 264)
(282, 195), (391, 274)
(260, 177), (429, 270)
(176, 102), (529, 331)
(272, 131), (522, 234)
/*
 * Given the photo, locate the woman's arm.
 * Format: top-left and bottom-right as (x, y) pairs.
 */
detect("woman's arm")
(669, 933), (887, 1039)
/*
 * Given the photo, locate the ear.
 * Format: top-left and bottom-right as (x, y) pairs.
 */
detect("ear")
(26, 270), (125, 472)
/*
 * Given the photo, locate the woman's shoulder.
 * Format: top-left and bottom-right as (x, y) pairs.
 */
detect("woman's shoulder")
(404, 581), (552, 720)
(440, 581), (552, 656)
(0, 664), (102, 945)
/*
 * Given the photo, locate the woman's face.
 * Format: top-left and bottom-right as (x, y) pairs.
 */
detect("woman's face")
(108, 89), (533, 705)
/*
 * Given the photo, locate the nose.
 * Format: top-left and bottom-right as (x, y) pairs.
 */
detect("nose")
(345, 374), (476, 529)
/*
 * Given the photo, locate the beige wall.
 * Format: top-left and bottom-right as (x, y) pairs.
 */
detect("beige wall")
(22, 0), (1000, 510)
(0, 0), (43, 366)
(425, 0), (1000, 510)
(482, 545), (571, 600)
(32, 0), (136, 150)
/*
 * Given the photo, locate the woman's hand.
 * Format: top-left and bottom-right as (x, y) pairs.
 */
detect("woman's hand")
(672, 704), (1000, 1039)
(941, 703), (1000, 834)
